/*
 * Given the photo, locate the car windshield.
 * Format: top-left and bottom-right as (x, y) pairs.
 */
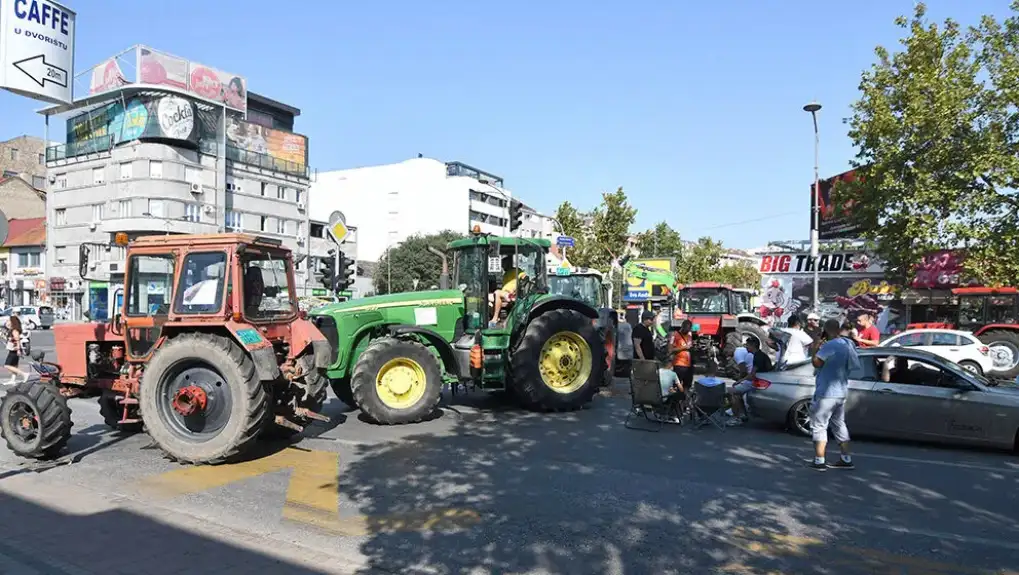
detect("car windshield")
(241, 252), (296, 320)
(680, 288), (730, 314)
(548, 275), (601, 306)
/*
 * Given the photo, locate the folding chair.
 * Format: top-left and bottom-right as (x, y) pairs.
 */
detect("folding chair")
(691, 380), (727, 431)
(624, 360), (665, 432)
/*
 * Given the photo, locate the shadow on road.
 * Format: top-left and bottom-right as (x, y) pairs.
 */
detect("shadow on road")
(338, 387), (1019, 575)
(0, 491), (330, 574)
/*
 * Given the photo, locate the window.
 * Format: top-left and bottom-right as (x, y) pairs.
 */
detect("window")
(3, 170), (17, 178)
(295, 189), (303, 204)
(310, 222), (325, 238)
(260, 215), (268, 232)
(174, 252), (228, 315)
(54, 208), (66, 226)
(116, 199), (132, 218)
(92, 167), (105, 185)
(147, 199), (165, 218)
(120, 162), (133, 179)
(17, 253), (28, 267)
(277, 186), (287, 200)
(226, 178), (241, 193)
(226, 210), (243, 231)
(184, 203), (202, 223)
(276, 219), (287, 235)
(127, 254), (175, 317)
(9, 148), (18, 161)
(32, 175), (45, 189)
(930, 332), (959, 346)
(29, 253), (40, 267)
(38, 153), (44, 165)
(55, 246), (66, 262)
(55, 174), (67, 189)
(889, 332), (925, 347)
(91, 204), (104, 222)
(241, 254), (294, 320)
(149, 161), (163, 179)
(260, 182), (268, 196)
(185, 166), (201, 184)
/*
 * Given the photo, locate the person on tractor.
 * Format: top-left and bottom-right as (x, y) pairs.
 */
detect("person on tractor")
(488, 255), (527, 328)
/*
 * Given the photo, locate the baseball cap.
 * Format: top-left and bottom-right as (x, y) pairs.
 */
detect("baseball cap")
(641, 311), (655, 322)
(807, 312), (820, 321)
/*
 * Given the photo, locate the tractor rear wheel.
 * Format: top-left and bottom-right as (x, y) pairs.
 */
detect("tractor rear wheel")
(0, 380), (72, 460)
(722, 332), (743, 378)
(140, 333), (268, 464)
(330, 376), (357, 409)
(351, 337), (443, 425)
(737, 322), (772, 352)
(978, 329), (1019, 380)
(511, 309), (603, 411)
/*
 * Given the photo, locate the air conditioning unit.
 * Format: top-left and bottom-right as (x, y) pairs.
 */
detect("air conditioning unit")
(297, 201), (306, 211)
(203, 204), (215, 214)
(190, 182), (203, 194)
(99, 261), (122, 275)
(88, 222), (97, 231)
(296, 236), (305, 245)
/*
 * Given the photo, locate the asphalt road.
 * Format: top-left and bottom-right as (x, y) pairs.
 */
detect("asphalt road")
(0, 330), (1017, 574)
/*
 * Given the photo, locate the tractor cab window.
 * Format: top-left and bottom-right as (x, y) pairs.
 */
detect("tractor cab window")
(127, 254), (176, 316)
(732, 292), (752, 314)
(494, 244), (546, 296)
(680, 288), (730, 314)
(549, 275), (601, 307)
(987, 295), (1016, 324)
(241, 253), (295, 321)
(958, 296), (986, 327)
(453, 247), (486, 331)
(175, 252), (228, 315)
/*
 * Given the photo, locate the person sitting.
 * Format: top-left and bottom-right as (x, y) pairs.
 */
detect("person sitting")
(728, 335), (772, 426)
(657, 355), (685, 423)
(488, 255), (526, 328)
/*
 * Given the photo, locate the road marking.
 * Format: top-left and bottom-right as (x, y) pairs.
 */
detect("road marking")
(137, 447), (479, 535)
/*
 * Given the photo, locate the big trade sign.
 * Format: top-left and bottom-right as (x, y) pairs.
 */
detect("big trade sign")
(758, 252), (882, 275)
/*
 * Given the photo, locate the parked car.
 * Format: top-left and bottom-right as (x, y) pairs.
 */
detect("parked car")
(746, 347), (1019, 451)
(11, 305), (54, 330)
(880, 328), (993, 375)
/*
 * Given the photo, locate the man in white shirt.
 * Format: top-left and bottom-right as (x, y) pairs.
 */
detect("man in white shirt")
(781, 315), (815, 364)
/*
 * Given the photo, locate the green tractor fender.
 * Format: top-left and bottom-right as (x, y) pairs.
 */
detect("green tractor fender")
(385, 324), (461, 375)
(514, 295), (601, 347)
(328, 320), (459, 378)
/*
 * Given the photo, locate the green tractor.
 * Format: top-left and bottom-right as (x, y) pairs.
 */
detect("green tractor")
(309, 233), (607, 425)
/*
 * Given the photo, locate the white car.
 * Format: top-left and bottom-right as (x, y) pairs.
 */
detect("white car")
(879, 328), (993, 375)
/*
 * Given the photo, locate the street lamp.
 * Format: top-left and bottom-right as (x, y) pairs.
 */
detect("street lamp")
(803, 101), (822, 313)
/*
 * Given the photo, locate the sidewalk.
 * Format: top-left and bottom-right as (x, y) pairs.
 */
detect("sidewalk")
(0, 472), (365, 575)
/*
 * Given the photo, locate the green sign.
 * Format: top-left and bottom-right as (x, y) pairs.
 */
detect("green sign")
(236, 328), (263, 346)
(311, 289), (328, 296)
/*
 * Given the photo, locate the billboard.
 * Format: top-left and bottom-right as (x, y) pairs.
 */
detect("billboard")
(810, 168), (864, 240)
(757, 251), (882, 275)
(66, 94), (201, 150)
(623, 258), (675, 301)
(137, 46), (247, 113)
(758, 274), (903, 333)
(226, 117), (307, 168)
(88, 58), (128, 95)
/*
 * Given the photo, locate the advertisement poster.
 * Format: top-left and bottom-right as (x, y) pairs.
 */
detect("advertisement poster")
(88, 58), (127, 95)
(138, 47), (188, 89)
(810, 168), (864, 240)
(66, 95), (200, 149)
(623, 258), (674, 301)
(137, 47), (247, 112)
(911, 249), (969, 289)
(758, 275), (903, 334)
(758, 251), (882, 275)
(226, 117), (307, 167)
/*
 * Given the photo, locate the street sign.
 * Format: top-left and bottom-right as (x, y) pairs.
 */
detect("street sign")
(0, 0), (76, 105)
(327, 210), (349, 244)
(556, 235), (575, 248)
(556, 266), (571, 276)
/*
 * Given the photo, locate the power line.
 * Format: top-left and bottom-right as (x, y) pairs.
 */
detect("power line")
(686, 211), (799, 232)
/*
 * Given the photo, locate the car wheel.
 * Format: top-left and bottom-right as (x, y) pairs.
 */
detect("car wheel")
(958, 360), (983, 376)
(787, 399), (812, 437)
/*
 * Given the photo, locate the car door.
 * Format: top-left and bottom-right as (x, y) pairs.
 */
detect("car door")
(927, 332), (963, 364)
(838, 355), (882, 434)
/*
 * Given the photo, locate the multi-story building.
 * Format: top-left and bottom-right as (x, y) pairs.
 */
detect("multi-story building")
(0, 135), (47, 190)
(1, 218), (46, 306)
(40, 46), (328, 319)
(311, 157), (556, 263)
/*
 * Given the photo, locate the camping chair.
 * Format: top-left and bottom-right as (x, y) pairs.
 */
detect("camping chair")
(691, 379), (727, 432)
(624, 359), (665, 432)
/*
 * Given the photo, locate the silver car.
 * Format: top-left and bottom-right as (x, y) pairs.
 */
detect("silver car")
(746, 347), (1019, 450)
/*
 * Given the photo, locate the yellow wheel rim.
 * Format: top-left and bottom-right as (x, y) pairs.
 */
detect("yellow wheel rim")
(538, 331), (593, 394)
(375, 358), (427, 410)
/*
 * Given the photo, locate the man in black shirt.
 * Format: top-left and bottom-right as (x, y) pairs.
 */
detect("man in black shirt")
(631, 311), (656, 361)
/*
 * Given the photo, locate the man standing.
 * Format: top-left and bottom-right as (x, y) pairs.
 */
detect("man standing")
(669, 319), (694, 392)
(632, 311), (657, 362)
(809, 318), (861, 471)
(853, 312), (881, 348)
(616, 316), (634, 379)
(781, 316), (815, 364)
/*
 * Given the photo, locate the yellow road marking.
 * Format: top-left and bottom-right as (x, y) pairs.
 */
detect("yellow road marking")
(137, 447), (479, 535)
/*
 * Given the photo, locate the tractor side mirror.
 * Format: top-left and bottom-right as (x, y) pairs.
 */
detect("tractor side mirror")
(111, 313), (123, 335)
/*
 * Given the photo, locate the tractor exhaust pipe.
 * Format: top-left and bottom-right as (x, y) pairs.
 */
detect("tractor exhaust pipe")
(428, 246), (449, 290)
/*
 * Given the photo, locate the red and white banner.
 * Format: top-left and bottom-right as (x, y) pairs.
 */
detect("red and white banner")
(88, 58), (127, 95)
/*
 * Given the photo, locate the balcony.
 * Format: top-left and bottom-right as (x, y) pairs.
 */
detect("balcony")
(225, 144), (309, 178)
(46, 136), (115, 163)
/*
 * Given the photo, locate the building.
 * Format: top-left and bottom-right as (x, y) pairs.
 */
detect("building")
(40, 45), (330, 319)
(1, 218), (46, 307)
(0, 176), (45, 219)
(311, 157), (557, 263)
(0, 135), (47, 190)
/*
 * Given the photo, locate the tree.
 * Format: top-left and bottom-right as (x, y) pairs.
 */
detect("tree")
(675, 237), (725, 285)
(634, 221), (683, 260)
(715, 261), (762, 290)
(374, 230), (464, 294)
(841, 2), (1019, 285)
(588, 187), (637, 272)
(553, 200), (596, 268)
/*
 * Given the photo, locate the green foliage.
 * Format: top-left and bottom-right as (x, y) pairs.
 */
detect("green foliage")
(842, 2), (1019, 285)
(374, 230), (464, 294)
(553, 187), (637, 273)
(714, 261), (762, 290)
(634, 221), (684, 260)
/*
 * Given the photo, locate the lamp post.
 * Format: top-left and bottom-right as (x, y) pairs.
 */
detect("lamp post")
(803, 101), (822, 313)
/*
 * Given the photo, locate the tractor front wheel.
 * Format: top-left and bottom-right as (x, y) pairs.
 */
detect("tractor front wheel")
(0, 380), (72, 460)
(351, 337), (443, 425)
(512, 309), (603, 411)
(330, 376), (357, 409)
(140, 333), (268, 464)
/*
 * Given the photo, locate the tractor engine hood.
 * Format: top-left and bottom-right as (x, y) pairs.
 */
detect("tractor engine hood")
(310, 289), (465, 315)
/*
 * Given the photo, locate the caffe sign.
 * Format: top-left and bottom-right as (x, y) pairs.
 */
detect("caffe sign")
(758, 252), (883, 275)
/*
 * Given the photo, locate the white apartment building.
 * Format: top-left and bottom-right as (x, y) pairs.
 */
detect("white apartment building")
(311, 158), (557, 262)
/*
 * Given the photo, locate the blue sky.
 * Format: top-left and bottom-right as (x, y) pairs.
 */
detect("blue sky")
(1, 0), (1012, 249)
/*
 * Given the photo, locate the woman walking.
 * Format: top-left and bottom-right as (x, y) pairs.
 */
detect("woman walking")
(4, 314), (30, 385)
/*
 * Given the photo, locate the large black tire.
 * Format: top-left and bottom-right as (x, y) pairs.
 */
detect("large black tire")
(0, 380), (72, 459)
(261, 353), (329, 440)
(722, 332), (743, 378)
(978, 329), (1019, 380)
(99, 393), (143, 433)
(330, 376), (356, 409)
(737, 321), (773, 352)
(139, 333), (269, 464)
(350, 337), (443, 425)
(511, 309), (604, 411)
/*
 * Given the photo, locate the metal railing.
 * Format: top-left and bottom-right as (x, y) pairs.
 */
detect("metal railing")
(46, 135), (115, 163)
(225, 144), (309, 178)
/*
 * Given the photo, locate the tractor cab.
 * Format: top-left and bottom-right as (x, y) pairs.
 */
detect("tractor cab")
(548, 267), (608, 309)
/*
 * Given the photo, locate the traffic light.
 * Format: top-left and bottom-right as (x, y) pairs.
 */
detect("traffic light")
(508, 200), (523, 232)
(319, 250), (336, 289)
(334, 252), (355, 291)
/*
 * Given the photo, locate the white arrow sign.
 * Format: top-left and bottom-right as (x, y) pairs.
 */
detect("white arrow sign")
(0, 0), (77, 105)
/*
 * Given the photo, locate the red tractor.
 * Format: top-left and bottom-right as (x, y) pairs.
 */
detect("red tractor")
(674, 282), (771, 375)
(0, 233), (333, 465)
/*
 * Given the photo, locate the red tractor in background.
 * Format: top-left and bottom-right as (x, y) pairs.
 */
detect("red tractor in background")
(673, 282), (771, 376)
(0, 233), (332, 465)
